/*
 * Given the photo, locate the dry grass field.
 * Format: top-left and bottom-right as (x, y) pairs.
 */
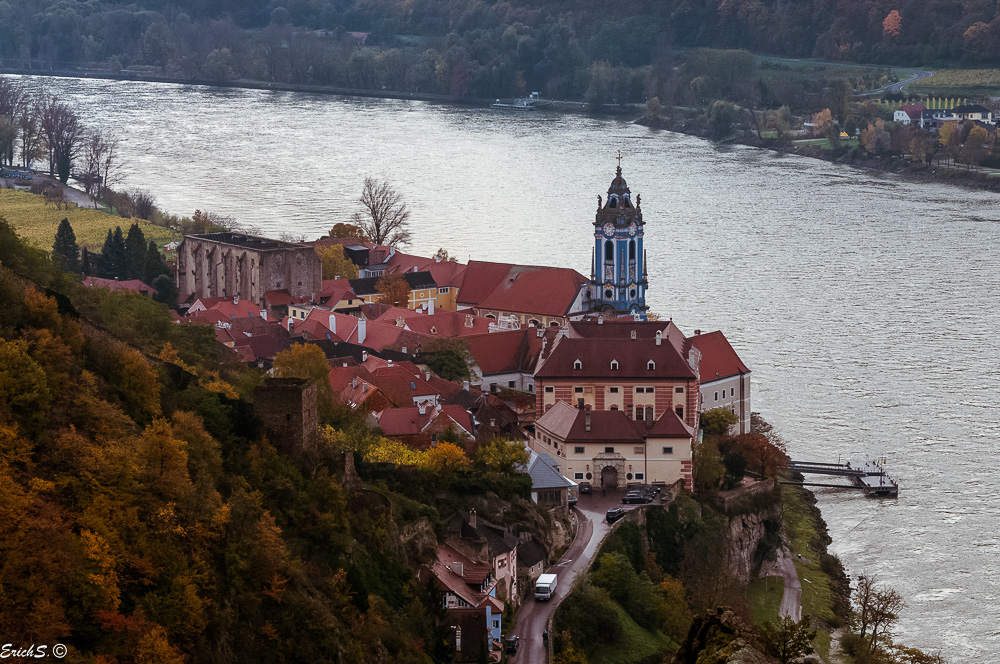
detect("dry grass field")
(0, 189), (180, 250)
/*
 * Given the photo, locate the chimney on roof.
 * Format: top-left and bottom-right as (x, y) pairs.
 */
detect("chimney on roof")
(469, 508), (477, 529)
(401, 346), (407, 354)
(463, 380), (470, 391)
(418, 403), (426, 415)
(655, 330), (662, 346)
(695, 329), (701, 335)
(584, 406), (591, 432)
(328, 314), (336, 335)
(598, 314), (603, 325)
(362, 350), (368, 362)
(465, 314), (474, 328)
(260, 309), (267, 321)
(357, 318), (367, 344)
(388, 360), (394, 367)
(425, 371), (431, 382)
(234, 296), (239, 305)
(428, 299), (434, 316)
(343, 362), (348, 367)
(453, 561), (464, 577)
(537, 326), (544, 338)
(352, 376), (358, 388)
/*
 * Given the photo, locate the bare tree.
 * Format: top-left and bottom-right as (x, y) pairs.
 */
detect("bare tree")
(129, 188), (156, 220)
(40, 97), (84, 183)
(852, 574), (905, 659)
(19, 110), (44, 168)
(351, 176), (412, 247)
(0, 76), (26, 166)
(82, 130), (125, 199)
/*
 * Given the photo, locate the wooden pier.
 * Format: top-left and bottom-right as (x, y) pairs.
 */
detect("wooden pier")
(782, 459), (898, 497)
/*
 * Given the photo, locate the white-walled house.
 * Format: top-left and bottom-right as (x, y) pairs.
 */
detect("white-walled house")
(689, 330), (751, 436)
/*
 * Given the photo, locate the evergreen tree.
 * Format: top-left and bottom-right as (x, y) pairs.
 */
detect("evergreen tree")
(51, 218), (80, 273)
(143, 240), (168, 284)
(151, 274), (178, 308)
(124, 223), (147, 279)
(101, 226), (127, 279)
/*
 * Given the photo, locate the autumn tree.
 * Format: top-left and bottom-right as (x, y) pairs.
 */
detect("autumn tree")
(963, 124), (989, 168)
(432, 247), (456, 262)
(316, 245), (359, 279)
(375, 272), (410, 306)
(758, 616), (816, 664)
(659, 575), (692, 641)
(328, 222), (362, 239)
(425, 441), (470, 473)
(475, 438), (529, 473)
(851, 575), (905, 659)
(883, 10), (902, 37)
(51, 218), (80, 273)
(861, 120), (891, 154)
(700, 407), (738, 437)
(811, 108), (833, 137)
(272, 342), (335, 420)
(351, 176), (412, 247)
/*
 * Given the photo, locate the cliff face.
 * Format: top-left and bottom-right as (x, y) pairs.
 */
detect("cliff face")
(725, 507), (782, 584)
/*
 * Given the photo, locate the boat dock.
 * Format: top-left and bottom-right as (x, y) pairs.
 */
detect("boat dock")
(782, 459), (898, 497)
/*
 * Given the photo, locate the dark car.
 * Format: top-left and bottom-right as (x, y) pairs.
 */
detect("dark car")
(579, 481), (592, 494)
(606, 507), (625, 523)
(622, 492), (645, 504)
(504, 635), (520, 654)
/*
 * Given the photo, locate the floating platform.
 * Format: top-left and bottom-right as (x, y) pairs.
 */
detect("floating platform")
(783, 459), (898, 498)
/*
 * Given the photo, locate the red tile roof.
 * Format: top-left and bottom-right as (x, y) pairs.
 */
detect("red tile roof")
(535, 336), (696, 379)
(264, 289), (293, 306)
(460, 261), (588, 317)
(537, 401), (693, 442)
(376, 405), (474, 437)
(687, 331), (749, 381)
(82, 276), (157, 296)
(397, 310), (495, 337)
(465, 329), (543, 375)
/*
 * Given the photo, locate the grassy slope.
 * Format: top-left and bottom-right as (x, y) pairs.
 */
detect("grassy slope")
(589, 603), (675, 664)
(780, 482), (838, 660)
(0, 189), (180, 250)
(746, 576), (783, 626)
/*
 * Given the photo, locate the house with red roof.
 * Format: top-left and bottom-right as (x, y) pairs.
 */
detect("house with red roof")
(373, 403), (475, 450)
(82, 276), (158, 298)
(688, 330), (751, 435)
(419, 543), (504, 662)
(531, 401), (694, 489)
(893, 104), (925, 126)
(457, 260), (590, 328)
(187, 296), (264, 321)
(464, 327), (548, 393)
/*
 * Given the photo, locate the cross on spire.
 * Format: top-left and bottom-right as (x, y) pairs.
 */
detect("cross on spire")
(616, 149), (622, 175)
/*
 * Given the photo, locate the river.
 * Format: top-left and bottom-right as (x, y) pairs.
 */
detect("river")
(18, 75), (1000, 660)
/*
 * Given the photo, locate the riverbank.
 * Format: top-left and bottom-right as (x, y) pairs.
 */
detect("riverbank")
(639, 112), (1000, 195)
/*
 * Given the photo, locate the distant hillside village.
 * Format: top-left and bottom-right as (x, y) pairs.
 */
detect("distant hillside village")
(77, 168), (752, 659)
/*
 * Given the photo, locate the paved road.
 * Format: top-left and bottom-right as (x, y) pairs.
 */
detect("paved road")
(510, 490), (639, 662)
(775, 546), (803, 621)
(857, 68), (934, 96)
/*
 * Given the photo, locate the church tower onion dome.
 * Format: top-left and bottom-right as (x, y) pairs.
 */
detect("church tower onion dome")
(587, 160), (648, 321)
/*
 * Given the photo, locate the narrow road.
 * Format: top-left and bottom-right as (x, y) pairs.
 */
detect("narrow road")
(856, 69), (934, 96)
(511, 490), (638, 662)
(775, 546), (802, 621)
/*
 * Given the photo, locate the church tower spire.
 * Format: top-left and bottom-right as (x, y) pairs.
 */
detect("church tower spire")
(587, 158), (648, 320)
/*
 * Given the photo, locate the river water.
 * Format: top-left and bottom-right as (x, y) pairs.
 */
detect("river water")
(18, 76), (1000, 660)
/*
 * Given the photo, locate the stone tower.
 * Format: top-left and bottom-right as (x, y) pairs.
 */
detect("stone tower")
(589, 163), (648, 320)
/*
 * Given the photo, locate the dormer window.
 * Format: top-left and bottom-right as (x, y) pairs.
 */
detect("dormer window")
(610, 360), (619, 370)
(573, 359), (582, 370)
(647, 360), (656, 370)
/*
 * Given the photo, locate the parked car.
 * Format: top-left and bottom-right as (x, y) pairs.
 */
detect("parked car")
(622, 492), (645, 504)
(579, 481), (592, 494)
(606, 507), (625, 523)
(504, 635), (520, 654)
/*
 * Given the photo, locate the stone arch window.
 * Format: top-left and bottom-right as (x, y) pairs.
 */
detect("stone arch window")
(647, 359), (656, 370)
(605, 241), (614, 261)
(629, 239), (636, 260)
(549, 321), (561, 327)
(609, 196), (618, 208)
(610, 359), (619, 370)
(528, 319), (541, 327)
(573, 359), (582, 370)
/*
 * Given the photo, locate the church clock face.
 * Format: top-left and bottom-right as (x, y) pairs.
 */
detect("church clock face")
(628, 222), (637, 237)
(602, 222), (615, 237)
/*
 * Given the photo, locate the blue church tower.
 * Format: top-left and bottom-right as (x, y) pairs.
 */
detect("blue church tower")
(588, 162), (648, 320)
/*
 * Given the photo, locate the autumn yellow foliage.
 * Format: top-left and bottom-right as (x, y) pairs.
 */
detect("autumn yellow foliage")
(0, 189), (179, 250)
